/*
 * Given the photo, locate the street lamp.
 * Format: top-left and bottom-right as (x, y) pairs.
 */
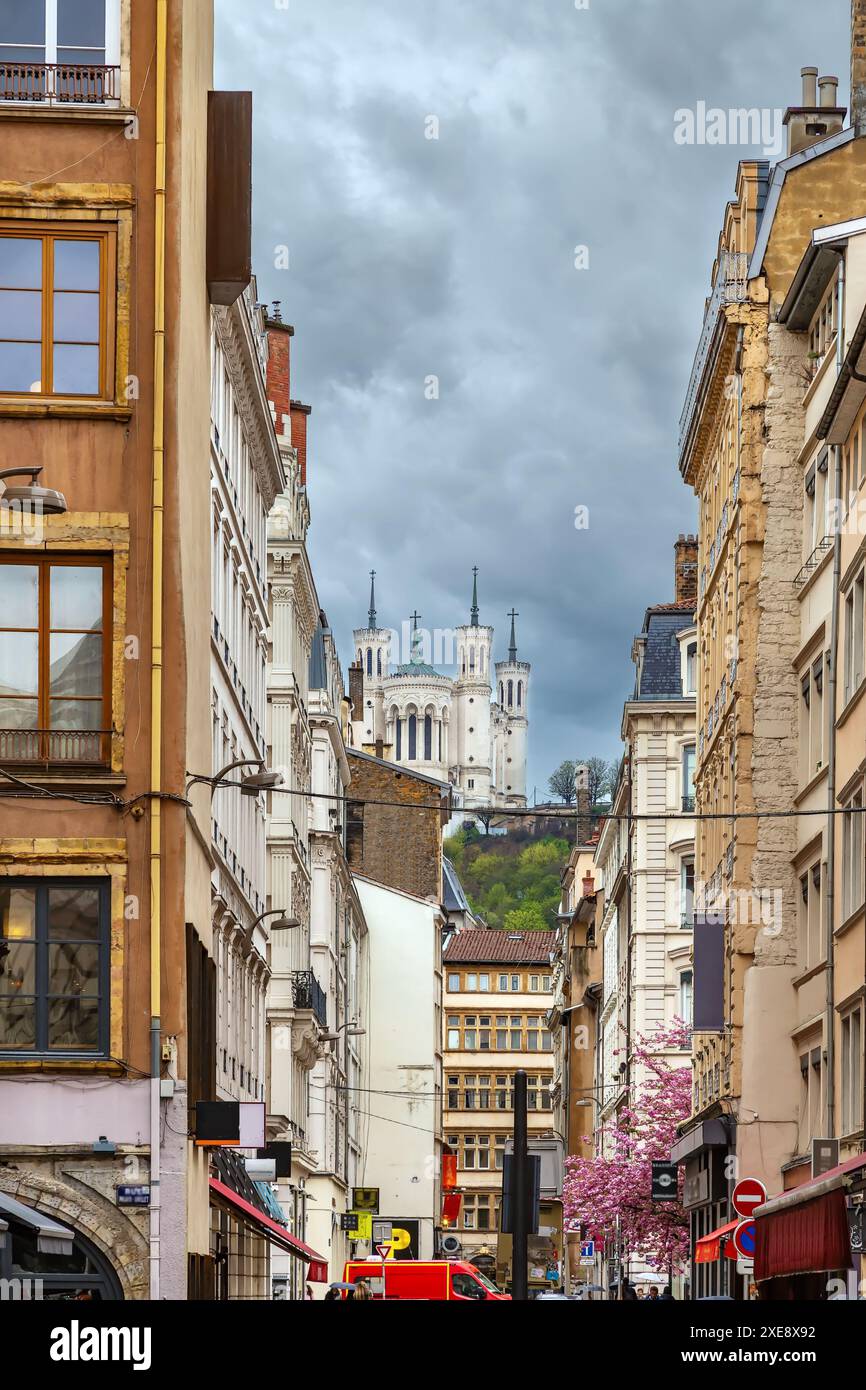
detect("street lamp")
(186, 758), (284, 797)
(243, 907), (299, 949)
(0, 466), (67, 514)
(318, 1023), (366, 1044)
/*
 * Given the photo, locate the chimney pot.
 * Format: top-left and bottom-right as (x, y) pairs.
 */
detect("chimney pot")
(818, 75), (839, 107)
(801, 66), (818, 105)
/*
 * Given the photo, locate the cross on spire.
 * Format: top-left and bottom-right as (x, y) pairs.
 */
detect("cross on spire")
(508, 609), (519, 662)
(368, 570), (377, 628)
(410, 611), (423, 665)
(470, 566), (479, 626)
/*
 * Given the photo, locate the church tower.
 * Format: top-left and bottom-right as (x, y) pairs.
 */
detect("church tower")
(351, 571), (391, 749)
(452, 568), (494, 807)
(494, 608), (529, 806)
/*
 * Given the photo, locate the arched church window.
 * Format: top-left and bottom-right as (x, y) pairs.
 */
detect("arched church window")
(424, 714), (433, 760)
(480, 648), (485, 675)
(499, 682), (504, 704)
(469, 646), (476, 673)
(377, 648), (382, 676)
(408, 714), (417, 760)
(507, 679), (513, 705)
(366, 648), (372, 677)
(517, 681), (523, 707)
(396, 719), (402, 760)
(438, 720), (442, 761)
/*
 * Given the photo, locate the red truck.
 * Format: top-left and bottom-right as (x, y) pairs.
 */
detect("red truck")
(342, 1259), (510, 1301)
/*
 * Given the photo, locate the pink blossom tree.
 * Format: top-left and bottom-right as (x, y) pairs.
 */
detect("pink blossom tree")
(563, 1020), (692, 1273)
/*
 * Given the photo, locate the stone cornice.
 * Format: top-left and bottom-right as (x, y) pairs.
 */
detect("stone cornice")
(214, 303), (284, 509)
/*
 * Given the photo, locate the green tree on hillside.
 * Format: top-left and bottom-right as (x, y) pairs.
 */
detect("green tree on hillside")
(446, 831), (569, 930)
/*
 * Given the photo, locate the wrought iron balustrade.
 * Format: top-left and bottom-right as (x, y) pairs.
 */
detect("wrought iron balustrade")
(0, 62), (120, 105)
(0, 727), (110, 766)
(290, 970), (328, 1028)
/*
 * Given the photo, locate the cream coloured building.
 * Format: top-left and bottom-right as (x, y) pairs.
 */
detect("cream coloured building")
(442, 929), (556, 1260)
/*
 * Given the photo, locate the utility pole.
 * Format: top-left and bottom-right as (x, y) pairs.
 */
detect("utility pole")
(512, 1069), (529, 1301)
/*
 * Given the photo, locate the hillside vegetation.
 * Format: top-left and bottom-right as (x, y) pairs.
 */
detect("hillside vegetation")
(445, 826), (570, 931)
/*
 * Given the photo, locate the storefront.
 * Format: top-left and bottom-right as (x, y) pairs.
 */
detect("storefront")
(670, 1117), (735, 1300)
(209, 1148), (327, 1300)
(753, 1154), (866, 1300)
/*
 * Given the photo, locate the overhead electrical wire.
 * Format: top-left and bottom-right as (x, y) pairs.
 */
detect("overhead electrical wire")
(1, 765), (863, 822)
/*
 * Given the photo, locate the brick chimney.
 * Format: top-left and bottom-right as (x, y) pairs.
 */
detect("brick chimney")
(574, 763), (592, 846)
(348, 661), (364, 720)
(265, 314), (294, 442)
(783, 66), (845, 156)
(290, 401), (311, 486)
(674, 534), (698, 607)
(854, 1), (866, 135)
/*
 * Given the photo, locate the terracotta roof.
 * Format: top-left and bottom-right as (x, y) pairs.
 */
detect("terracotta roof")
(444, 929), (556, 964)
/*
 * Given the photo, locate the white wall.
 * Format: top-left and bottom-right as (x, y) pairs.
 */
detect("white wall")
(353, 876), (442, 1260)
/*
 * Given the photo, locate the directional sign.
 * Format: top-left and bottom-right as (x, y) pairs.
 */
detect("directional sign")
(579, 1240), (594, 1266)
(732, 1178), (767, 1219)
(732, 1220), (757, 1259)
(371, 1219), (393, 1247)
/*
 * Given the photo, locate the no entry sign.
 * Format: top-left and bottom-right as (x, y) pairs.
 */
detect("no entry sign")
(732, 1177), (767, 1218)
(732, 1220), (757, 1259)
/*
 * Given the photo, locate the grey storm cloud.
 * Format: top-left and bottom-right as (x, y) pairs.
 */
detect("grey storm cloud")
(215, 0), (849, 797)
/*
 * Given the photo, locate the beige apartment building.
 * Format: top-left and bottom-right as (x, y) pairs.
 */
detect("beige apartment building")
(675, 37), (866, 1296)
(0, 0), (232, 1300)
(442, 929), (556, 1260)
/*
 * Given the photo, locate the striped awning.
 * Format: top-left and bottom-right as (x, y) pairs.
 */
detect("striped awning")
(0, 1192), (75, 1255)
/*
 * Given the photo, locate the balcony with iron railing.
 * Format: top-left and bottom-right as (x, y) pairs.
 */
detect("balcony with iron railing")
(0, 727), (111, 767)
(678, 251), (750, 465)
(793, 535), (834, 590)
(290, 970), (328, 1029)
(0, 62), (120, 106)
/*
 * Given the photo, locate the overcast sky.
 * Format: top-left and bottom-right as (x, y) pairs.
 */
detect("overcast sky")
(215, 0), (849, 800)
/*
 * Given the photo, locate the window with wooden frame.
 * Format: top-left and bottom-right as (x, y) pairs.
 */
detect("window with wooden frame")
(0, 0), (121, 105)
(446, 1070), (553, 1111)
(840, 1005), (863, 1137)
(0, 554), (112, 765)
(0, 878), (110, 1055)
(0, 223), (115, 399)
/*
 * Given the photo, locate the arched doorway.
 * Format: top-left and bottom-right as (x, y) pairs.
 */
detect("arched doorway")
(1, 1216), (124, 1300)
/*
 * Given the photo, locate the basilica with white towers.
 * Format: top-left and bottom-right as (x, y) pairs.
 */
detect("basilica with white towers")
(349, 571), (529, 814)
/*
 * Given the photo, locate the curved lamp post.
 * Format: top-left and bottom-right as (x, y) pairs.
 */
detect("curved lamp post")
(0, 466), (67, 515)
(186, 758), (284, 798)
(244, 907), (299, 948)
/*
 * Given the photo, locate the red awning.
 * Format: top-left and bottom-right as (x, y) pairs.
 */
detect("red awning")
(209, 1177), (326, 1264)
(754, 1186), (853, 1282)
(694, 1219), (739, 1264)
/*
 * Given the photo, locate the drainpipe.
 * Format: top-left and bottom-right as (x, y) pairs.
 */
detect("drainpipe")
(824, 247), (844, 1140)
(825, 441), (842, 1142)
(149, 0), (169, 1302)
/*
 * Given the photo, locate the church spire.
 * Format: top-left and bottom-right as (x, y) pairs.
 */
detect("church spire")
(470, 566), (479, 626)
(508, 609), (519, 662)
(368, 570), (377, 628)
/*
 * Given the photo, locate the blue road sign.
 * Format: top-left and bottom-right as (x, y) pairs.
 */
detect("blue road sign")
(733, 1220), (756, 1258)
